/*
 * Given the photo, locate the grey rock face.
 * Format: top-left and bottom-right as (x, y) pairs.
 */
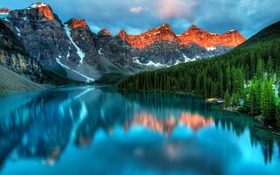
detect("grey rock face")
(65, 20), (135, 76)
(69, 28), (99, 66)
(96, 33), (133, 66)
(0, 20), (43, 82)
(131, 41), (232, 66)
(8, 8), (80, 71)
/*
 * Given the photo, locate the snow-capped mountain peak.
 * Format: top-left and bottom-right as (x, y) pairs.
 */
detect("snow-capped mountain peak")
(30, 2), (48, 8)
(0, 8), (10, 19)
(0, 8), (10, 14)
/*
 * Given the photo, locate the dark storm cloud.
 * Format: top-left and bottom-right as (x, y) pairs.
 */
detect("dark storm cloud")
(1, 0), (279, 37)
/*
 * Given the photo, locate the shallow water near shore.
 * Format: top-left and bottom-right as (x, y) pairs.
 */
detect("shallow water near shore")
(0, 86), (279, 175)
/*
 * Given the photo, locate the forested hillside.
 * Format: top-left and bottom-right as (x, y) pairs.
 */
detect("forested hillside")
(118, 21), (280, 129)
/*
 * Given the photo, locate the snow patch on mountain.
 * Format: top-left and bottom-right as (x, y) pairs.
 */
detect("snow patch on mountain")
(15, 27), (21, 37)
(56, 57), (94, 83)
(206, 47), (216, 51)
(65, 25), (85, 64)
(145, 61), (166, 67)
(133, 58), (166, 67)
(174, 60), (181, 65)
(67, 52), (70, 59)
(98, 48), (104, 55)
(183, 54), (193, 62)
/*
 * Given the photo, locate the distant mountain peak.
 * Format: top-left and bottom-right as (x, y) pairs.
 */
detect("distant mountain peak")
(0, 8), (10, 14)
(118, 23), (177, 49)
(179, 25), (246, 48)
(157, 23), (173, 32)
(118, 29), (128, 41)
(30, 2), (48, 8)
(185, 24), (207, 33)
(189, 24), (199, 29)
(65, 18), (88, 29)
(118, 29), (127, 35)
(98, 29), (112, 36)
(159, 23), (171, 28)
(28, 2), (55, 21)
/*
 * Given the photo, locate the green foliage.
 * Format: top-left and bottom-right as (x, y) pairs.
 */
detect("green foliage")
(231, 93), (240, 107)
(267, 56), (273, 75)
(247, 80), (262, 116)
(278, 102), (280, 130)
(256, 59), (265, 79)
(224, 90), (231, 107)
(260, 78), (277, 126)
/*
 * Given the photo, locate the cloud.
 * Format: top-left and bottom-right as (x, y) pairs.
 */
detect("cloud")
(2, 0), (280, 37)
(130, 6), (143, 14)
(158, 0), (199, 21)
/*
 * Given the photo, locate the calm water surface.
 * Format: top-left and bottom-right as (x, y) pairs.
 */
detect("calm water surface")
(0, 86), (279, 175)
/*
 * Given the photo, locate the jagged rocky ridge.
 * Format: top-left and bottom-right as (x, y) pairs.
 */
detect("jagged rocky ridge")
(119, 23), (246, 65)
(0, 2), (247, 83)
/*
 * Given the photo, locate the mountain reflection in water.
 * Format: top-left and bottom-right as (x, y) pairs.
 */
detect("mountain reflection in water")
(127, 112), (213, 136)
(0, 86), (279, 175)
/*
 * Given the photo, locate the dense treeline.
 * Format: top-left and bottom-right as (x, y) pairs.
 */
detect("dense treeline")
(118, 21), (280, 129)
(119, 40), (280, 97)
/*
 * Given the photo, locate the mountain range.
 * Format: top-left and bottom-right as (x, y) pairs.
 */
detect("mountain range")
(0, 2), (246, 86)
(118, 20), (280, 94)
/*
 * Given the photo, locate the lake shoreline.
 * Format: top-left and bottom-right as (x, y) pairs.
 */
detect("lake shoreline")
(118, 88), (280, 135)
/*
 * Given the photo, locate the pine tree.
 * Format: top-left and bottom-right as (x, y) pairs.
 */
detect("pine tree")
(217, 70), (224, 97)
(224, 90), (231, 107)
(248, 80), (262, 116)
(256, 59), (264, 79)
(277, 102), (280, 130)
(226, 66), (231, 94)
(261, 78), (277, 126)
(231, 93), (240, 107)
(267, 56), (273, 75)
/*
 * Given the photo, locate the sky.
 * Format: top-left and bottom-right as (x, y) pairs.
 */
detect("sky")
(0, 0), (280, 38)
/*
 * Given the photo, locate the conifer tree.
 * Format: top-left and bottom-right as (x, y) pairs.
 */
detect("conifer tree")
(231, 93), (240, 107)
(224, 90), (231, 107)
(226, 66), (231, 94)
(248, 80), (262, 115)
(256, 59), (265, 79)
(267, 56), (273, 75)
(261, 78), (277, 126)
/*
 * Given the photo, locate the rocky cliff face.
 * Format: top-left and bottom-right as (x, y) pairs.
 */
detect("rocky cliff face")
(4, 4), (103, 82)
(7, 4), (80, 69)
(0, 20), (43, 82)
(65, 19), (134, 76)
(3, 2), (137, 82)
(96, 29), (133, 66)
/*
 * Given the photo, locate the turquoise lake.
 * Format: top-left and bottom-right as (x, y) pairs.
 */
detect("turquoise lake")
(0, 86), (279, 175)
